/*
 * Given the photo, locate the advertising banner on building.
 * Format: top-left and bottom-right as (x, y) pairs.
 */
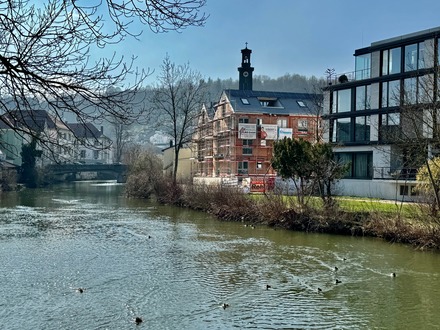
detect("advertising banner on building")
(278, 127), (293, 139)
(238, 124), (257, 139)
(261, 124), (278, 140)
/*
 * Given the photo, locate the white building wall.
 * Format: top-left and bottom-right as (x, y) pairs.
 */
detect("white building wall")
(334, 179), (418, 201)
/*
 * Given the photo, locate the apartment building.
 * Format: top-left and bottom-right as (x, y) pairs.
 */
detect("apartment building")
(193, 46), (320, 190)
(323, 27), (440, 200)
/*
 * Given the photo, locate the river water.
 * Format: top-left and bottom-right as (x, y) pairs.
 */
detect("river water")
(0, 181), (439, 330)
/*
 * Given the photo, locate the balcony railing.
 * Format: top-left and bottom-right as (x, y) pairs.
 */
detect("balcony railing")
(374, 167), (418, 180)
(326, 69), (371, 86)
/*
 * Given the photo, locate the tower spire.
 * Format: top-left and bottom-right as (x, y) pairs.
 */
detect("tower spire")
(238, 44), (254, 91)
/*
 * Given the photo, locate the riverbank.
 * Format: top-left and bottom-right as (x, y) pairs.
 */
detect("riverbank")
(152, 181), (440, 251)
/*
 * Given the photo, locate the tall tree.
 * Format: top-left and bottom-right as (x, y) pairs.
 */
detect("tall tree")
(0, 0), (207, 155)
(150, 55), (206, 183)
(272, 138), (314, 206)
(311, 143), (349, 207)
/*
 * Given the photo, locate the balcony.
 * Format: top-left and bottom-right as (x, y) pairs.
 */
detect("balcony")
(326, 68), (370, 86)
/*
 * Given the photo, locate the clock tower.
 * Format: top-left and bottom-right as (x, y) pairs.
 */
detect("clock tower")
(238, 43), (254, 91)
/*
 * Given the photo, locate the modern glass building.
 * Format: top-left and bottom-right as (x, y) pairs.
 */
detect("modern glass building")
(323, 27), (440, 200)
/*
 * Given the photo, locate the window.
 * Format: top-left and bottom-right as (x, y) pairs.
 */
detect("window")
(257, 162), (263, 169)
(277, 119), (287, 128)
(297, 100), (306, 107)
(332, 89), (351, 113)
(239, 117), (249, 123)
(405, 42), (429, 72)
(404, 44), (418, 72)
(258, 97), (279, 107)
(382, 47), (401, 75)
(355, 116), (370, 142)
(400, 185), (418, 196)
(298, 120), (308, 132)
(243, 139), (253, 155)
(332, 117), (351, 142)
(238, 161), (248, 175)
(80, 150), (86, 158)
(355, 85), (371, 110)
(93, 150), (99, 159)
(404, 77), (417, 105)
(241, 98), (250, 105)
(381, 80), (400, 107)
(336, 152), (373, 179)
(402, 75), (434, 104)
(355, 53), (371, 80)
(256, 118), (263, 126)
(380, 113), (400, 142)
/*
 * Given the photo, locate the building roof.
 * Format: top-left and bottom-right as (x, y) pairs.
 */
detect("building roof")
(67, 123), (103, 139)
(0, 110), (57, 131)
(355, 26), (440, 55)
(223, 89), (318, 116)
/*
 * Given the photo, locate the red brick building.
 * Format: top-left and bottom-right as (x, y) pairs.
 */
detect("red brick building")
(192, 46), (321, 188)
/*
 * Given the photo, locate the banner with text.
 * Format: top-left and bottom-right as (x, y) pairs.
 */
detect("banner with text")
(238, 124), (257, 139)
(278, 127), (293, 139)
(261, 124), (278, 140)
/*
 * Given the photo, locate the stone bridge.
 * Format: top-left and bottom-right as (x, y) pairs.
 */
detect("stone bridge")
(46, 163), (128, 182)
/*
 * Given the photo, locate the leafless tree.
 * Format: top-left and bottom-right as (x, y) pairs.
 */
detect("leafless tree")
(382, 49), (440, 213)
(150, 55), (206, 183)
(0, 0), (207, 161)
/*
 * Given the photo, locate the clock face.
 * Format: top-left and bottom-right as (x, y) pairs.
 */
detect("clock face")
(243, 71), (249, 77)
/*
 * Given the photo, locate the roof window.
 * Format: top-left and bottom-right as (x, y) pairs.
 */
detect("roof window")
(241, 98), (250, 105)
(258, 97), (280, 107)
(297, 100), (307, 107)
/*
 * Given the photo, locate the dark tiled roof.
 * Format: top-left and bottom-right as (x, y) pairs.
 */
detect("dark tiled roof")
(0, 110), (56, 131)
(223, 89), (319, 115)
(67, 123), (102, 138)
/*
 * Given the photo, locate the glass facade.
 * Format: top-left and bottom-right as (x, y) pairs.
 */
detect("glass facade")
(336, 152), (373, 179)
(355, 116), (370, 142)
(326, 32), (440, 184)
(382, 47), (401, 75)
(403, 77), (417, 104)
(332, 89), (351, 113)
(355, 54), (371, 80)
(404, 42), (429, 72)
(332, 118), (351, 142)
(355, 85), (371, 110)
(381, 80), (400, 107)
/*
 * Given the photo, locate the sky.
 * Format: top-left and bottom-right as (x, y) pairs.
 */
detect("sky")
(105, 0), (440, 86)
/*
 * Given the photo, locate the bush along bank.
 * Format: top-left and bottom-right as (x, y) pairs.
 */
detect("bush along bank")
(150, 180), (440, 251)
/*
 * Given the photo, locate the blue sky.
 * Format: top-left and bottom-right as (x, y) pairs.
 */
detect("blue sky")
(106, 0), (440, 85)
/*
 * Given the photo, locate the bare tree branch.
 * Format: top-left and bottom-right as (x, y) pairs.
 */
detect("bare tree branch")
(0, 0), (207, 162)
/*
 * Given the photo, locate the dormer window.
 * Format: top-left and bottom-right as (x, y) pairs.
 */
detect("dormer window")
(258, 97), (280, 107)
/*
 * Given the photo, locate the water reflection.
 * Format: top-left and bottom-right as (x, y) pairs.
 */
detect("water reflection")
(0, 182), (439, 329)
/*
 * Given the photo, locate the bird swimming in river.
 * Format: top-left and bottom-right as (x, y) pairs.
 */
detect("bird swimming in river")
(391, 272), (396, 277)
(135, 317), (143, 325)
(334, 266), (338, 271)
(266, 284), (272, 290)
(335, 279), (342, 284)
(222, 303), (229, 309)
(76, 288), (85, 293)
(317, 287), (322, 293)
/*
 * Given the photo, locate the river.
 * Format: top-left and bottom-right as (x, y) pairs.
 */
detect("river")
(0, 181), (439, 329)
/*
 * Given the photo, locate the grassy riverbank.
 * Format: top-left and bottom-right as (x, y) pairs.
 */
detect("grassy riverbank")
(150, 180), (440, 251)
